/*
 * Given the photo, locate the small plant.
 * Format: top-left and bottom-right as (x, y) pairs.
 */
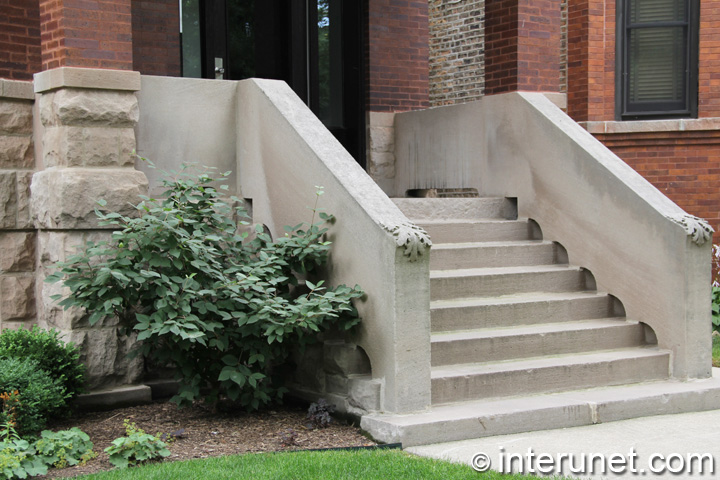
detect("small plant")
(104, 420), (170, 469)
(278, 428), (299, 447)
(0, 358), (67, 437)
(0, 326), (85, 399)
(306, 398), (336, 429)
(48, 166), (363, 411)
(34, 428), (95, 469)
(0, 392), (20, 442)
(0, 438), (46, 480)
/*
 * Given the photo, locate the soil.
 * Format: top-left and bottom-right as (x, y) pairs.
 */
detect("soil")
(37, 400), (376, 478)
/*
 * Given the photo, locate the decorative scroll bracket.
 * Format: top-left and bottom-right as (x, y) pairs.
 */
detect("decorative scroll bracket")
(666, 214), (715, 246)
(380, 221), (432, 261)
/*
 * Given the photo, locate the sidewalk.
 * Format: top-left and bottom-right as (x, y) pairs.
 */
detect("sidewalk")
(407, 409), (720, 479)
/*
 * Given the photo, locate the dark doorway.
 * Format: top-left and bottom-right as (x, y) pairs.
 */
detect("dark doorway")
(180, 0), (365, 166)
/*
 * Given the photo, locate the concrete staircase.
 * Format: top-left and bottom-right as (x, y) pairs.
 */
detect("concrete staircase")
(361, 197), (720, 447)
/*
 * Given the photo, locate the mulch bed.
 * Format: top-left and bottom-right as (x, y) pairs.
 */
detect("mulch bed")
(38, 400), (376, 478)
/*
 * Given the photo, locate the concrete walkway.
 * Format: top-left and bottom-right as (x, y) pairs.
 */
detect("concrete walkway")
(407, 409), (720, 479)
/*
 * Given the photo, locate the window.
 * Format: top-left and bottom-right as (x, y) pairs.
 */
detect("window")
(616, 0), (699, 120)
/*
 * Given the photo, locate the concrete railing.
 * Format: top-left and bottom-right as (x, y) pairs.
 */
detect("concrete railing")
(237, 79), (432, 414)
(395, 92), (713, 380)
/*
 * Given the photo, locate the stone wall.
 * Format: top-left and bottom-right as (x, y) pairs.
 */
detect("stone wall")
(0, 79), (36, 330)
(31, 68), (149, 390)
(428, 0), (484, 106)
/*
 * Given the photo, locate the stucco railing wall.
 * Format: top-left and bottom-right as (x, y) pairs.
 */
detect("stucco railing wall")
(395, 92), (712, 380)
(134, 76), (238, 195)
(237, 79), (431, 414)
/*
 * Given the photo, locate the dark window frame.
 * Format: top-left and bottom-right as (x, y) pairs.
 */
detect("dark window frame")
(615, 0), (699, 120)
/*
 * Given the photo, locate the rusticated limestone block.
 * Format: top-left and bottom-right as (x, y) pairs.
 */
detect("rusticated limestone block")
(291, 345), (326, 392)
(0, 136), (34, 169)
(0, 100), (33, 134)
(68, 328), (143, 390)
(0, 172), (17, 229)
(43, 126), (135, 167)
(39, 89), (139, 128)
(369, 126), (395, 153)
(15, 171), (32, 229)
(31, 168), (148, 229)
(0, 275), (36, 321)
(0, 320), (38, 332)
(0, 232), (36, 272)
(36, 231), (117, 331)
(369, 152), (396, 179)
(348, 376), (382, 411)
(323, 341), (372, 376)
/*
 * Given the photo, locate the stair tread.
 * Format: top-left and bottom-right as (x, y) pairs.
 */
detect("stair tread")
(431, 291), (608, 309)
(416, 218), (527, 225)
(431, 318), (636, 341)
(432, 239), (551, 249)
(431, 347), (667, 379)
(362, 372), (720, 427)
(430, 264), (579, 278)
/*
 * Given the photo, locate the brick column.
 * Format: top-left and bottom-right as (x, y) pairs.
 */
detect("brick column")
(484, 0), (562, 95)
(566, 0), (616, 122)
(0, 80), (36, 330)
(0, 0), (41, 80)
(32, 67), (147, 389)
(39, 0), (133, 71)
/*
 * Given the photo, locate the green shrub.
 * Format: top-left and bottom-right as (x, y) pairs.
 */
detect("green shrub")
(0, 327), (85, 398)
(48, 166), (363, 410)
(104, 420), (169, 469)
(0, 358), (68, 436)
(0, 439), (47, 480)
(34, 428), (95, 469)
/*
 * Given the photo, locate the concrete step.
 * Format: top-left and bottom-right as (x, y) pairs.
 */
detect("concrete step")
(431, 319), (647, 366)
(417, 219), (539, 243)
(392, 197), (517, 221)
(360, 371), (720, 447)
(431, 347), (670, 404)
(431, 292), (620, 332)
(430, 240), (561, 269)
(430, 265), (588, 301)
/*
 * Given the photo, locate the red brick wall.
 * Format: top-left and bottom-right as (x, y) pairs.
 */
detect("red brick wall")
(131, 0), (179, 76)
(566, 0), (616, 122)
(0, 0), (41, 80)
(597, 131), (720, 234)
(698, 2), (720, 118)
(39, 0), (133, 71)
(485, 0), (562, 95)
(366, 0), (429, 112)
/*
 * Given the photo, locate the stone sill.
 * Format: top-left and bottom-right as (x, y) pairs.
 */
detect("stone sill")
(581, 118), (720, 134)
(0, 79), (34, 100)
(34, 67), (141, 94)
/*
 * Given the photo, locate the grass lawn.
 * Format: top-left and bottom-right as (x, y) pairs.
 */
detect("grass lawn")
(78, 449), (547, 480)
(713, 335), (720, 367)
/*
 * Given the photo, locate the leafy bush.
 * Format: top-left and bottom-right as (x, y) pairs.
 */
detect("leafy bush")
(104, 420), (169, 469)
(34, 428), (95, 469)
(0, 439), (47, 480)
(0, 327), (85, 399)
(48, 167), (363, 410)
(0, 358), (68, 437)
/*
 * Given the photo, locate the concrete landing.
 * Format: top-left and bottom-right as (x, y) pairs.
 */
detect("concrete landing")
(361, 370), (720, 448)
(408, 407), (720, 478)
